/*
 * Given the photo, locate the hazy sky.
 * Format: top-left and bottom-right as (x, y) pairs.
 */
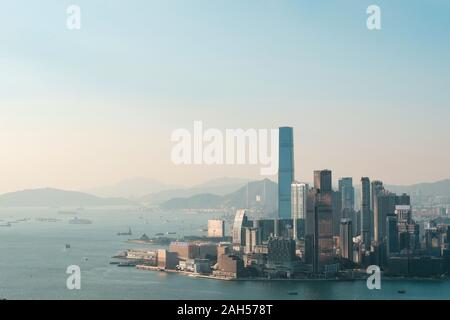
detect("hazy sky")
(1, 0), (450, 193)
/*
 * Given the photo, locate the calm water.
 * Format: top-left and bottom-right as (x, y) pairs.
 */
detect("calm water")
(0, 207), (449, 300)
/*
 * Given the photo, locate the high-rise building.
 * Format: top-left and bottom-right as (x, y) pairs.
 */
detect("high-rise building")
(374, 190), (397, 243)
(370, 180), (384, 241)
(312, 170), (334, 273)
(370, 181), (384, 212)
(332, 190), (342, 236)
(386, 215), (399, 256)
(207, 219), (225, 238)
(395, 204), (419, 253)
(253, 219), (275, 243)
(278, 127), (294, 219)
(360, 177), (371, 249)
(314, 192), (334, 272)
(314, 170), (332, 192)
(340, 218), (353, 261)
(245, 227), (260, 254)
(291, 182), (308, 240)
(232, 209), (251, 247)
(339, 178), (355, 213)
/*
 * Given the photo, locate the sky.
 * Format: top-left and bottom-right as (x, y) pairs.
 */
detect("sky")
(0, 0), (449, 194)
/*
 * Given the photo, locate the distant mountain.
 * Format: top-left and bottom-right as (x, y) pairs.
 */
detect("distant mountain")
(85, 177), (176, 199)
(0, 188), (136, 207)
(140, 177), (250, 204)
(386, 179), (450, 197)
(159, 179), (277, 214)
(160, 194), (223, 210)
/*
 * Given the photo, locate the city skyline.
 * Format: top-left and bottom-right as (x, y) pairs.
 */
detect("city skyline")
(1, 1), (450, 194)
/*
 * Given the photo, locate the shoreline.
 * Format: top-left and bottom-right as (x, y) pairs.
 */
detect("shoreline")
(134, 265), (448, 282)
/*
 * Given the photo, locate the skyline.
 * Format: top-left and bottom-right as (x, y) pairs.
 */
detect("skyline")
(1, 1), (450, 193)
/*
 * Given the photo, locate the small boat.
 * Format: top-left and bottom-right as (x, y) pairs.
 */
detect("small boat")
(166, 231), (176, 235)
(117, 227), (132, 236)
(155, 233), (164, 236)
(65, 244), (71, 249)
(69, 217), (92, 225)
(398, 289), (406, 294)
(288, 292), (298, 296)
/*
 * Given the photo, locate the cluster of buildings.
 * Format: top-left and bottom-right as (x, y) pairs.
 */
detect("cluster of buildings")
(127, 126), (450, 280)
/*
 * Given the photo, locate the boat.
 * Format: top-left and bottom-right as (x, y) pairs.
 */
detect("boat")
(288, 292), (298, 296)
(155, 233), (164, 236)
(65, 244), (71, 249)
(0, 222), (11, 227)
(166, 231), (176, 235)
(398, 289), (406, 294)
(69, 217), (92, 225)
(117, 227), (132, 236)
(117, 261), (137, 267)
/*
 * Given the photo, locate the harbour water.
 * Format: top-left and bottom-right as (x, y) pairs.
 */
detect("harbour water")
(0, 207), (449, 300)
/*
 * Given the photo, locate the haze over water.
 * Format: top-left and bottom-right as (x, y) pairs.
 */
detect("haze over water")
(1, 208), (449, 300)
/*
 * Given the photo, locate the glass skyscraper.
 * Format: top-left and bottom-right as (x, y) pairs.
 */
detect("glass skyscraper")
(278, 127), (294, 219)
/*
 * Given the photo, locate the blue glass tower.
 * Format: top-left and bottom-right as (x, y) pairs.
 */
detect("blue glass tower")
(278, 127), (294, 219)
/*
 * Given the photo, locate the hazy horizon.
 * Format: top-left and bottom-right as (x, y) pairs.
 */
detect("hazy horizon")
(2, 1), (450, 194)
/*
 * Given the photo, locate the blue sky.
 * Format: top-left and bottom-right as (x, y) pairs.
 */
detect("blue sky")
(0, 1), (449, 192)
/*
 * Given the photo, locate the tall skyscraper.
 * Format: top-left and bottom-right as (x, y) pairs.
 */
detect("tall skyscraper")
(370, 180), (384, 241)
(360, 177), (371, 249)
(278, 127), (294, 219)
(386, 215), (399, 256)
(314, 170), (332, 192)
(313, 170), (334, 272)
(339, 178), (355, 214)
(291, 182), (308, 240)
(332, 190), (342, 236)
(314, 192), (334, 272)
(370, 181), (384, 212)
(340, 218), (353, 261)
(232, 209), (250, 248)
(373, 190), (397, 243)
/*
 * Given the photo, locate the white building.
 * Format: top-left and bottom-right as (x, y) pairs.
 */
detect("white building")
(291, 182), (309, 240)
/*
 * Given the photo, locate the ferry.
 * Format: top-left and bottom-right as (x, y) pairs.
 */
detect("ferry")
(69, 217), (92, 225)
(117, 227), (132, 236)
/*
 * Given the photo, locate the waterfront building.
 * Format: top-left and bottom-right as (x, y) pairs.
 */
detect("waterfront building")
(360, 177), (371, 249)
(278, 127), (295, 219)
(214, 254), (245, 279)
(169, 242), (198, 260)
(291, 182), (308, 240)
(313, 170), (334, 273)
(207, 219), (225, 238)
(339, 218), (353, 261)
(157, 249), (178, 270)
